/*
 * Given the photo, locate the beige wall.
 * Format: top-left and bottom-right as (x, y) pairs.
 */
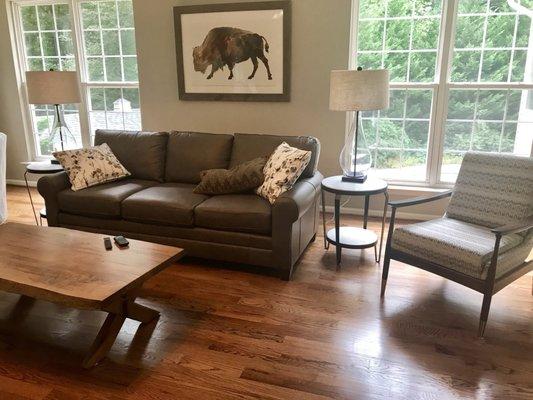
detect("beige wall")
(133, 0), (350, 182)
(0, 3), (29, 181)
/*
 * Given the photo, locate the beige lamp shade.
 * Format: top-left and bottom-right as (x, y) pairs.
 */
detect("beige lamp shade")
(329, 69), (389, 111)
(26, 71), (81, 105)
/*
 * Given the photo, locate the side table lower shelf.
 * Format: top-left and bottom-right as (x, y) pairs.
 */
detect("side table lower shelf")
(326, 227), (378, 264)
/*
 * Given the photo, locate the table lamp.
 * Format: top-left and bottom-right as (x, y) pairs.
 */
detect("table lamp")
(329, 68), (389, 182)
(25, 70), (81, 159)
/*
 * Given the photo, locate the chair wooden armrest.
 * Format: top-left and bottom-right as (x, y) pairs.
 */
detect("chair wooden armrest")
(388, 190), (453, 209)
(491, 216), (533, 236)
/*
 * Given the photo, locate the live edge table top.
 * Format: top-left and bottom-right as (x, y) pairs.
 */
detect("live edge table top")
(0, 223), (185, 310)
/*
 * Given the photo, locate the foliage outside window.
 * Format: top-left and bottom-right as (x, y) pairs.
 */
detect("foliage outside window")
(355, 0), (533, 184)
(14, 0), (141, 158)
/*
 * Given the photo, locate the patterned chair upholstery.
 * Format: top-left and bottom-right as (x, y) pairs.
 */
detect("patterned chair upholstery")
(382, 152), (533, 337)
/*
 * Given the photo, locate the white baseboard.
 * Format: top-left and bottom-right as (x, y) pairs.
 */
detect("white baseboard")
(7, 179), (36, 187)
(323, 205), (437, 221)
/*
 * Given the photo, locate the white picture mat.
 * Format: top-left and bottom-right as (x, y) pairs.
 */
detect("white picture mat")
(181, 9), (284, 94)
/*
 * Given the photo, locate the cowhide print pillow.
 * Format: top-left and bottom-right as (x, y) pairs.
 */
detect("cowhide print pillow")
(53, 143), (130, 191)
(194, 156), (267, 195)
(256, 142), (312, 204)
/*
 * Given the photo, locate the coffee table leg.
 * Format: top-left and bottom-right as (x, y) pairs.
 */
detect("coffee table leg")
(83, 312), (126, 369)
(83, 298), (160, 368)
(126, 302), (160, 324)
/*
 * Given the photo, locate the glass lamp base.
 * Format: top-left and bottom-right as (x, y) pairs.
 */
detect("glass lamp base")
(342, 172), (367, 183)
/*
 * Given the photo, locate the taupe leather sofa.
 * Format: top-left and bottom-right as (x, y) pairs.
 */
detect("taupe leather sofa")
(38, 130), (322, 280)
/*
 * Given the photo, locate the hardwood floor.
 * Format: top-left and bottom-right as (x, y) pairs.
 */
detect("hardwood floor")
(1, 185), (532, 400)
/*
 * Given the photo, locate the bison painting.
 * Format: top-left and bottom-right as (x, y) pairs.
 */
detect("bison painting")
(193, 27), (273, 81)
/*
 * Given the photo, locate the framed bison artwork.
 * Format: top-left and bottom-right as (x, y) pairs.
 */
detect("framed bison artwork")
(173, 1), (291, 102)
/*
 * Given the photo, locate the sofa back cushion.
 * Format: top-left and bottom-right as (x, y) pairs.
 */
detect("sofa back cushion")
(229, 133), (320, 179)
(165, 131), (234, 183)
(446, 152), (533, 228)
(94, 130), (168, 182)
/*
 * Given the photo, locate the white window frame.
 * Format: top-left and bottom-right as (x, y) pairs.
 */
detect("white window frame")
(350, 0), (533, 188)
(6, 0), (141, 161)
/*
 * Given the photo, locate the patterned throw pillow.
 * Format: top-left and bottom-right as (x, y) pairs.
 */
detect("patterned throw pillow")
(194, 157), (267, 195)
(53, 143), (130, 191)
(256, 142), (312, 204)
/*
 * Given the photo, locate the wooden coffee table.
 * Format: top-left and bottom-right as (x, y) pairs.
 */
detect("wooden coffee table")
(0, 223), (185, 368)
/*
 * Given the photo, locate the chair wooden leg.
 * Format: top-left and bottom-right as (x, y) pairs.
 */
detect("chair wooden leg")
(380, 254), (390, 298)
(478, 293), (492, 338)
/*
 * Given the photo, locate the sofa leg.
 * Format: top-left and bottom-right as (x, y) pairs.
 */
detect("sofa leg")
(380, 253), (391, 298)
(310, 233), (317, 243)
(478, 293), (492, 337)
(280, 267), (293, 281)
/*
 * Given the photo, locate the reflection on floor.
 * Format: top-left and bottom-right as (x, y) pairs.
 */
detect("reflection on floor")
(1, 185), (532, 400)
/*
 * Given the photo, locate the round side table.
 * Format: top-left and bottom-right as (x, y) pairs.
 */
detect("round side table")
(24, 162), (64, 226)
(321, 175), (388, 267)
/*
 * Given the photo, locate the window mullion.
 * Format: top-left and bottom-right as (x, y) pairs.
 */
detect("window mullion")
(428, 0), (459, 185)
(69, 0), (91, 148)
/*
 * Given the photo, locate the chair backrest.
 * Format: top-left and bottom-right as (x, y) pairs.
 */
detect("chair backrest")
(0, 133), (6, 224)
(446, 152), (533, 228)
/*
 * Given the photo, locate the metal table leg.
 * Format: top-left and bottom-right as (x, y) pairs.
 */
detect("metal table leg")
(321, 188), (329, 250)
(377, 190), (389, 263)
(334, 194), (341, 268)
(24, 171), (39, 226)
(363, 195), (370, 229)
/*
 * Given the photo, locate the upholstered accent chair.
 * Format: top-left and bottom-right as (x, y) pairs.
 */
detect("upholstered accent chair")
(381, 152), (533, 337)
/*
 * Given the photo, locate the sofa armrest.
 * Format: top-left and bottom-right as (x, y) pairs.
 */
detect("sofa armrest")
(272, 172), (324, 223)
(37, 171), (70, 226)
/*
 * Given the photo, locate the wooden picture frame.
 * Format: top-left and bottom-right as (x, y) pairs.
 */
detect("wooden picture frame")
(173, 1), (291, 102)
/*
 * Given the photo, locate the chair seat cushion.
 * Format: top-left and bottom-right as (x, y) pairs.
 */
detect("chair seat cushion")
(58, 179), (156, 218)
(122, 183), (208, 227)
(194, 194), (271, 235)
(392, 217), (524, 278)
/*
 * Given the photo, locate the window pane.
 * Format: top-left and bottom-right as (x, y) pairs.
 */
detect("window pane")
(21, 6), (38, 31)
(441, 89), (533, 182)
(105, 57), (122, 81)
(451, 0), (532, 83)
(84, 31), (102, 56)
(37, 5), (54, 30)
(81, 2), (99, 29)
(357, 0), (442, 84)
(117, 0), (134, 28)
(102, 30), (120, 55)
(55, 4), (71, 30)
(362, 89), (433, 182)
(81, 0), (139, 83)
(20, 3), (79, 157)
(99, 2), (118, 28)
(120, 30), (136, 55)
(88, 87), (141, 139)
(41, 32), (58, 56)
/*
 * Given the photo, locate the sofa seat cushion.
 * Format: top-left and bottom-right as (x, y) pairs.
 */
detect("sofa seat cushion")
(195, 194), (272, 235)
(392, 217), (525, 279)
(58, 179), (156, 218)
(122, 183), (208, 227)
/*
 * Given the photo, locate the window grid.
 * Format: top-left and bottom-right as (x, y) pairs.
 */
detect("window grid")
(355, 0), (532, 185)
(11, 0), (141, 159)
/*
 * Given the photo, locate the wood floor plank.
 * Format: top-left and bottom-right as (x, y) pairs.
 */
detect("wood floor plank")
(1, 185), (532, 399)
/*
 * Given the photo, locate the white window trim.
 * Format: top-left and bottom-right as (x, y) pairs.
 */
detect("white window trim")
(6, 0), (141, 161)
(350, 0), (533, 189)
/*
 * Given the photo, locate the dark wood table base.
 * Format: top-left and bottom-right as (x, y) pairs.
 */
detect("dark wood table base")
(83, 293), (161, 369)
